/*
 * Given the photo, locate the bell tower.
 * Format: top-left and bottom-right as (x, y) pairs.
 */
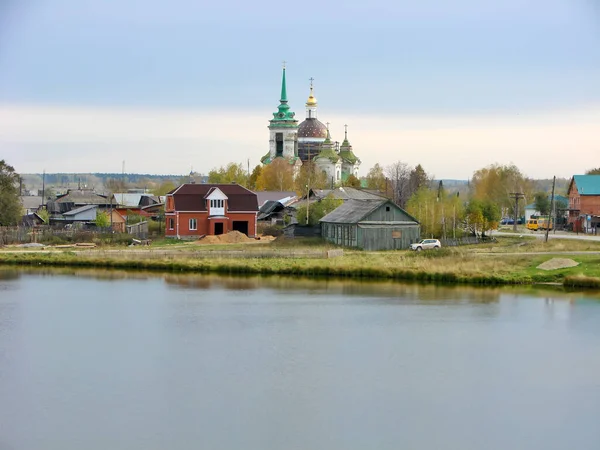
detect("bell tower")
(265, 63), (298, 163)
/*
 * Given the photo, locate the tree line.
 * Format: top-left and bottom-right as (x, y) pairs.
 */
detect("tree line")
(2, 158), (596, 233)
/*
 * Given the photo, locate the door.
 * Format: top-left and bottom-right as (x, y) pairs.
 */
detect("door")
(214, 223), (224, 235)
(232, 221), (249, 236)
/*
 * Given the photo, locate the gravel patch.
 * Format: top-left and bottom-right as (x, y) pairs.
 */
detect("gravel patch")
(537, 258), (579, 271)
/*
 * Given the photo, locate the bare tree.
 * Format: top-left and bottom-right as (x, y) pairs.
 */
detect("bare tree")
(386, 161), (412, 207)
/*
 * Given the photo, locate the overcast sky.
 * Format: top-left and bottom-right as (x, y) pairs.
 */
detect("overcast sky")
(1, 0), (599, 179)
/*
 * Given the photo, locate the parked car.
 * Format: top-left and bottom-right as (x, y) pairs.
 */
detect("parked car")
(410, 239), (441, 251)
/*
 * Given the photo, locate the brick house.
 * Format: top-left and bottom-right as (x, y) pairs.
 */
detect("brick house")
(567, 175), (600, 233)
(164, 184), (258, 239)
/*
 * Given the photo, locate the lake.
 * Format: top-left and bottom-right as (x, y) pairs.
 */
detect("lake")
(1, 268), (599, 450)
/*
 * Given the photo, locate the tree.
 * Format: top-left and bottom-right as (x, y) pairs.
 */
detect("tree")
(105, 178), (128, 193)
(470, 163), (534, 217)
(256, 158), (294, 191)
(94, 211), (110, 228)
(386, 161), (412, 207)
(586, 167), (600, 175)
(152, 181), (176, 196)
(465, 199), (500, 237)
(343, 174), (361, 188)
(247, 165), (263, 191)
(0, 160), (22, 226)
(409, 164), (429, 193)
(406, 187), (464, 239)
(294, 161), (328, 195)
(208, 162), (248, 186)
(533, 192), (551, 216)
(365, 163), (387, 193)
(295, 196), (343, 226)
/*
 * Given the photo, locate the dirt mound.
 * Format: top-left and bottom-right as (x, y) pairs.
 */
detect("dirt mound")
(537, 258), (579, 271)
(195, 231), (254, 245)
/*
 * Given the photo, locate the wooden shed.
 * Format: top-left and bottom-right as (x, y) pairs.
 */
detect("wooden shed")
(320, 199), (420, 250)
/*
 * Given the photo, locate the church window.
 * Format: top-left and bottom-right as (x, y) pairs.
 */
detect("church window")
(276, 133), (284, 156)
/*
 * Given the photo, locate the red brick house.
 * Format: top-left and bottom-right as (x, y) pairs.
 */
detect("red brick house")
(165, 184), (258, 239)
(567, 175), (600, 233)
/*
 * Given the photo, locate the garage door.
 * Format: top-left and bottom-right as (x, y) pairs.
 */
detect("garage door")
(232, 221), (249, 236)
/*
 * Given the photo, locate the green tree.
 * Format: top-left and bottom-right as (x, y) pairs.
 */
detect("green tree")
(248, 165), (262, 190)
(533, 192), (551, 216)
(586, 167), (600, 175)
(465, 199), (500, 236)
(208, 162), (248, 186)
(406, 187), (464, 239)
(295, 196), (343, 226)
(94, 211), (110, 228)
(152, 181), (176, 196)
(471, 163), (533, 217)
(365, 163), (387, 193)
(409, 164), (429, 193)
(37, 208), (49, 224)
(0, 160), (22, 226)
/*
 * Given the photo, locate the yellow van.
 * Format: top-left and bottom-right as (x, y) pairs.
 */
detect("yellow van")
(527, 218), (553, 231)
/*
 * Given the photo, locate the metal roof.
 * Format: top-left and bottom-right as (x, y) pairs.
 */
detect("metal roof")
(571, 175), (600, 195)
(320, 200), (387, 223)
(62, 204), (98, 216)
(312, 187), (386, 201)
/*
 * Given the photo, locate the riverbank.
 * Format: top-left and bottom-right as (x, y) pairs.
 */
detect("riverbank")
(1, 236), (600, 288)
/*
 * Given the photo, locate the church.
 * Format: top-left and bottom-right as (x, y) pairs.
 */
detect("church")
(261, 66), (361, 183)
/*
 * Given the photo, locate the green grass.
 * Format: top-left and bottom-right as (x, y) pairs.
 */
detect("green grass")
(2, 236), (600, 290)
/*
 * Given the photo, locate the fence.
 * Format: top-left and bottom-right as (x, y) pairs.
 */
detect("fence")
(440, 236), (482, 247)
(0, 226), (122, 245)
(127, 221), (149, 239)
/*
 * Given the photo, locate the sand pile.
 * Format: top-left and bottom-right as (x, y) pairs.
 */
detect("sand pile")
(196, 231), (255, 244)
(537, 258), (579, 271)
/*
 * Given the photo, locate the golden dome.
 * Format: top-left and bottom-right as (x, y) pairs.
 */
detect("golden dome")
(306, 86), (317, 106)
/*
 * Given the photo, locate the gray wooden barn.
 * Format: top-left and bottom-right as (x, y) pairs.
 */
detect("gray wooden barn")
(320, 199), (420, 250)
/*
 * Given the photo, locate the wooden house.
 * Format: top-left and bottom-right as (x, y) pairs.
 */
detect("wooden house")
(320, 199), (420, 250)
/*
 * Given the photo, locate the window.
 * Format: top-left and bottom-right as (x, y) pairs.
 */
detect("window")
(392, 230), (402, 239)
(189, 218), (197, 230)
(168, 218), (174, 230)
(386, 206), (390, 212)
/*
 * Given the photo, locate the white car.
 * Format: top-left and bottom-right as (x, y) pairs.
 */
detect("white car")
(410, 239), (441, 251)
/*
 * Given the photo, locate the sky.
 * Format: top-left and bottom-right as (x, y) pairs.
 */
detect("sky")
(0, 0), (599, 179)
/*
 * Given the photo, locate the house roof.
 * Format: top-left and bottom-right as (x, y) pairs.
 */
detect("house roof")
(54, 189), (113, 205)
(169, 183), (258, 212)
(256, 191), (297, 207)
(524, 195), (568, 209)
(63, 204), (98, 216)
(321, 199), (420, 224)
(20, 196), (43, 210)
(570, 175), (600, 195)
(312, 187), (386, 201)
(320, 199), (382, 223)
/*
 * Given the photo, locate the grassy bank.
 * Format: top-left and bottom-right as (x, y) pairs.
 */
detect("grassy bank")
(2, 239), (600, 289)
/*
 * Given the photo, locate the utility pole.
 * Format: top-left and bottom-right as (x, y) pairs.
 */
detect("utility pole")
(545, 176), (556, 243)
(509, 192), (525, 232)
(42, 170), (46, 207)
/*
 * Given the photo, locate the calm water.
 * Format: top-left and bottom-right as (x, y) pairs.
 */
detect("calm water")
(1, 269), (600, 450)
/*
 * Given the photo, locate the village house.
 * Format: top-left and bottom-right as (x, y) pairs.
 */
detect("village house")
(164, 183), (259, 239)
(320, 199), (420, 250)
(567, 175), (600, 233)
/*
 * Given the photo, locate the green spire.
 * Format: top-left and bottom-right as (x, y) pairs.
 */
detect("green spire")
(269, 63), (298, 129)
(280, 66), (288, 102)
(339, 124), (359, 164)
